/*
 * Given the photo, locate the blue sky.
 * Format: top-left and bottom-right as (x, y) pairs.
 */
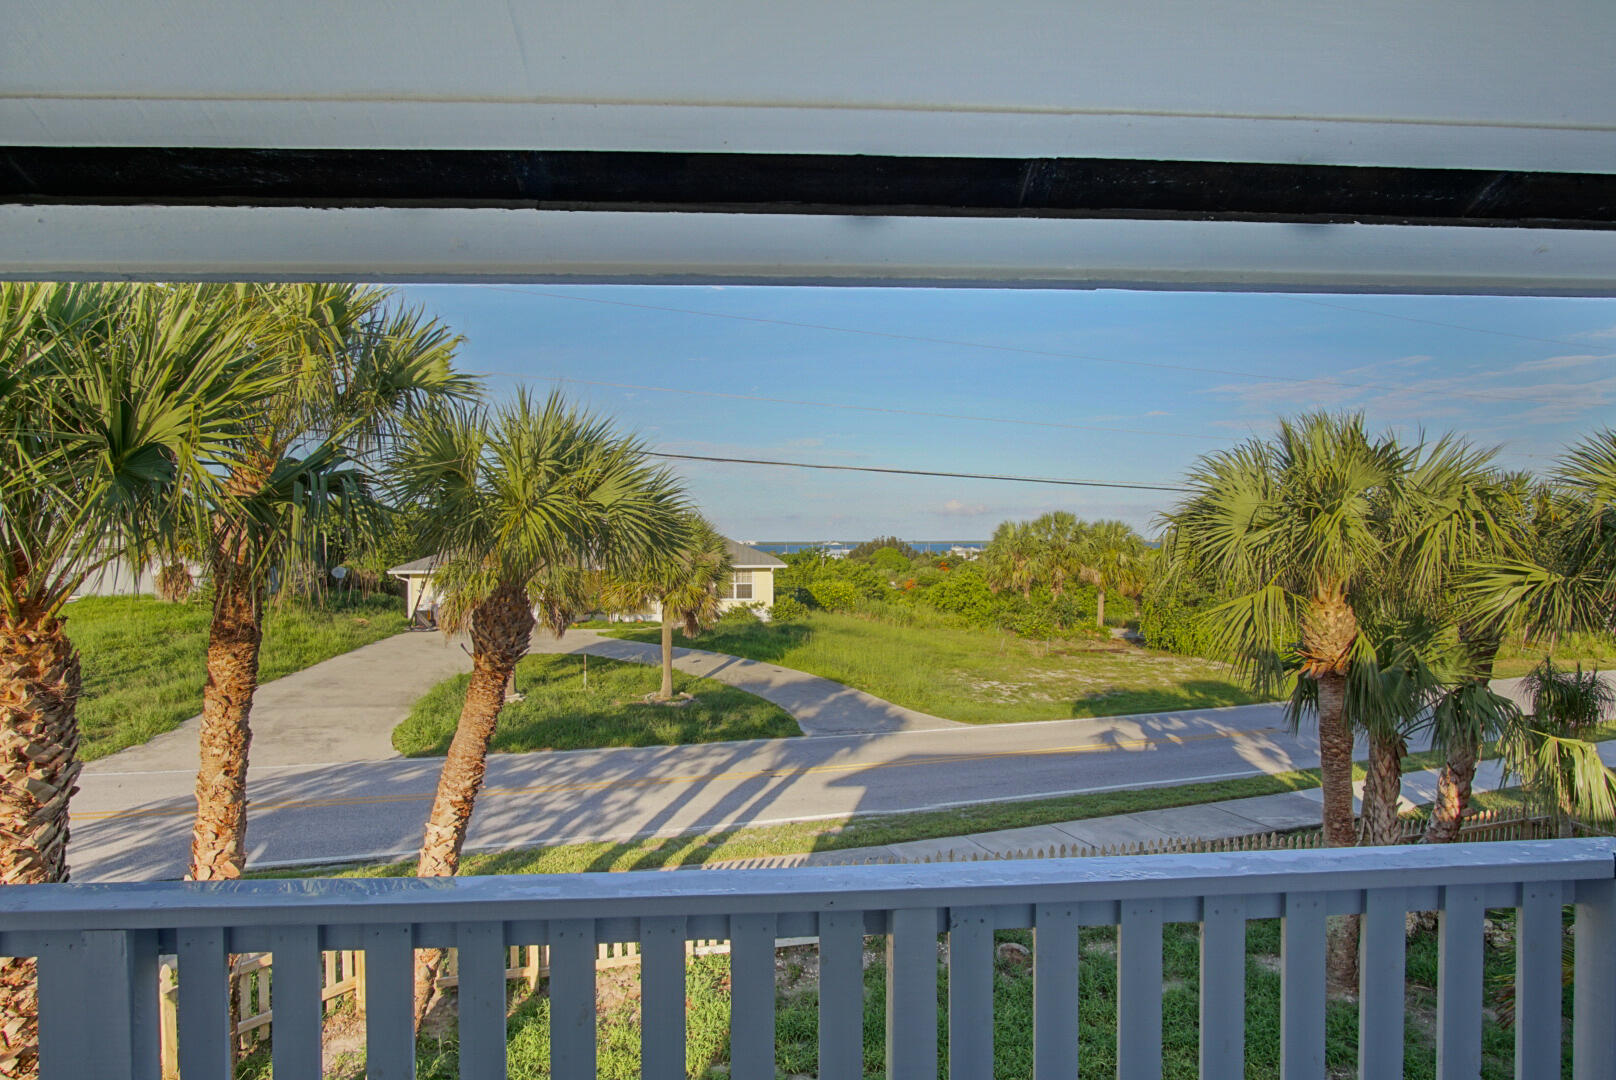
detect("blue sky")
(394, 285), (1616, 541)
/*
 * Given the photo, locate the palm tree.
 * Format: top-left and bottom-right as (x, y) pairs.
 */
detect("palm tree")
(603, 516), (732, 700)
(1465, 431), (1616, 836)
(1505, 658), (1616, 831)
(1162, 413), (1409, 849)
(1030, 512), (1086, 598)
(983, 520), (1038, 599)
(188, 285), (470, 881)
(1469, 429), (1616, 639)
(1082, 519), (1148, 628)
(389, 391), (685, 1020)
(0, 282), (277, 1077)
(1385, 444), (1529, 842)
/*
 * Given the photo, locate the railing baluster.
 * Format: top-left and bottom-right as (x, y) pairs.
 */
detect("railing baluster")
(1574, 877), (1616, 1080)
(948, 906), (994, 1080)
(1358, 888), (1406, 1080)
(886, 908), (939, 1080)
(639, 915), (688, 1080)
(817, 910), (865, 1080)
(1199, 896), (1246, 1080)
(731, 913), (779, 1080)
(269, 925), (323, 1080)
(361, 924), (417, 1080)
(1514, 881), (1563, 1078)
(1033, 902), (1079, 1080)
(37, 929), (159, 1080)
(176, 926), (232, 1080)
(1279, 893), (1324, 1080)
(456, 922), (509, 1080)
(1436, 884), (1484, 1080)
(1118, 899), (1163, 1080)
(548, 919), (597, 1080)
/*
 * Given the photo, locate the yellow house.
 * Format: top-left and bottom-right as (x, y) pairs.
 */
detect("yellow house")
(388, 537), (783, 625)
(716, 538), (783, 612)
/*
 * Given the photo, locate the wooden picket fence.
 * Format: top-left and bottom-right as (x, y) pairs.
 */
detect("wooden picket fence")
(157, 938), (729, 1073)
(705, 805), (1559, 869)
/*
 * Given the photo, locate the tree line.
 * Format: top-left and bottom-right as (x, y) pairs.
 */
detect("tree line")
(0, 282), (736, 1065)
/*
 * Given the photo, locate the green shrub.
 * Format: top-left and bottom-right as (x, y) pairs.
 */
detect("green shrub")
(1140, 592), (1214, 656)
(769, 595), (808, 621)
(807, 578), (859, 612)
(924, 564), (999, 626)
(719, 602), (764, 625)
(866, 546), (912, 574)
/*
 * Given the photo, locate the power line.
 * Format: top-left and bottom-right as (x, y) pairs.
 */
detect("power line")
(646, 451), (1189, 492)
(1282, 296), (1612, 350)
(475, 284), (1594, 408)
(466, 371), (1231, 442)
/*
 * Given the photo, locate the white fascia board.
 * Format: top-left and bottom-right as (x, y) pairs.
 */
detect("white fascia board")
(5, 0), (1615, 173)
(3, 205), (1613, 296)
(6, 101), (1616, 176)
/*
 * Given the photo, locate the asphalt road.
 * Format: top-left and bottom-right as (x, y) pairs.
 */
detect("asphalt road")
(73, 698), (1364, 881)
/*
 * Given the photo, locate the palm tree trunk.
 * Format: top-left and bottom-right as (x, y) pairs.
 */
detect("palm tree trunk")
(657, 614), (675, 700)
(1426, 634), (1500, 844)
(1316, 669), (1361, 988)
(1360, 733), (1406, 847)
(413, 585), (534, 1025)
(1315, 671), (1357, 847)
(190, 544), (261, 881)
(1095, 589), (1106, 628)
(1425, 740), (1477, 844)
(0, 604), (82, 1080)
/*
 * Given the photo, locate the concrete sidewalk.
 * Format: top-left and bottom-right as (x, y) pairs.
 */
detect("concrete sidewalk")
(705, 749), (1610, 869)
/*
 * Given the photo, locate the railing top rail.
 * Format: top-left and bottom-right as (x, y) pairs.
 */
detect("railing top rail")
(5, 839), (1612, 931)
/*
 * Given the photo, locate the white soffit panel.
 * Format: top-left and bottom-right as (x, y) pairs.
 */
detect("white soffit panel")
(4, 0), (1614, 173)
(5, 206), (1613, 297)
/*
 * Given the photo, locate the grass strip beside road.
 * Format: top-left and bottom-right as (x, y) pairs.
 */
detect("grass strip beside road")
(392, 653), (800, 756)
(71, 593), (408, 760)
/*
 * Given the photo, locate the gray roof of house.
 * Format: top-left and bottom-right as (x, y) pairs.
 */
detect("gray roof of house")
(725, 538), (785, 568)
(390, 538), (782, 576)
(387, 555), (442, 576)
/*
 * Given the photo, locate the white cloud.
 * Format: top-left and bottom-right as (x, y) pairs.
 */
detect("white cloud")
(1574, 324), (1616, 341)
(1509, 352), (1616, 373)
(1144, 409), (1170, 417)
(939, 498), (991, 517)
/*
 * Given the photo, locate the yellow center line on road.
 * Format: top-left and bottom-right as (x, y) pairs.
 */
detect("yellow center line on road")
(72, 725), (1281, 823)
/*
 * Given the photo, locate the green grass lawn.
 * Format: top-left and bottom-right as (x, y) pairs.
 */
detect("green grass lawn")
(391, 653), (801, 757)
(600, 611), (1265, 725)
(68, 593), (408, 761)
(273, 912), (1560, 1080)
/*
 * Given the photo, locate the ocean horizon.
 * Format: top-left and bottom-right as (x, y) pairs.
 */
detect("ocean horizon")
(745, 539), (987, 554)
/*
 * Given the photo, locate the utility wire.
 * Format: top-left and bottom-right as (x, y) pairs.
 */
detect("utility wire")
(646, 451), (1190, 492)
(466, 371), (1232, 442)
(1282, 296), (1614, 350)
(475, 284), (1596, 408)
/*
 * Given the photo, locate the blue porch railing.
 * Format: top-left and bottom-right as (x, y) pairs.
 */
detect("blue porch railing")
(2, 838), (1613, 1079)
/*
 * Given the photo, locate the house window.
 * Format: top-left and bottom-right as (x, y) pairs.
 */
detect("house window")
(725, 570), (753, 600)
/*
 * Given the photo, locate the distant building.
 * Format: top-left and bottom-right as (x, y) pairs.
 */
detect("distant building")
(388, 536), (784, 626)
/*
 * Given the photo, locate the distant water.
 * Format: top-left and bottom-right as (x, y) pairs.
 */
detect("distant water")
(746, 539), (987, 554)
